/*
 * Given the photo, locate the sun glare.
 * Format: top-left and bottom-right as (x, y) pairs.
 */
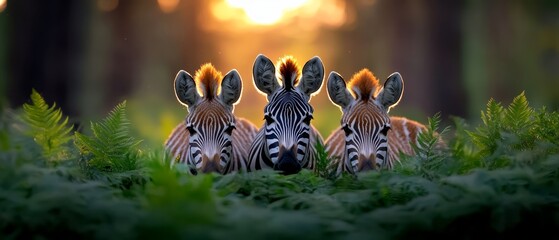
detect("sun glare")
(0, 0), (7, 13)
(224, 0), (310, 25)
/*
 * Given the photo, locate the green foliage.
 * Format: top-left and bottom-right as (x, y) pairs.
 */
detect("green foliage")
(411, 112), (450, 180)
(75, 101), (141, 173)
(22, 89), (73, 161)
(313, 141), (336, 179)
(467, 92), (559, 170)
(2, 91), (559, 239)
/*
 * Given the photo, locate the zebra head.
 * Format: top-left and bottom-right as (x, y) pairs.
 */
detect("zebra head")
(327, 70), (403, 173)
(252, 54), (324, 174)
(174, 64), (243, 174)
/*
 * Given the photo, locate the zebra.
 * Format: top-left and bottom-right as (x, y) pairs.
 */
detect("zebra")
(165, 63), (258, 175)
(248, 54), (325, 175)
(324, 69), (431, 175)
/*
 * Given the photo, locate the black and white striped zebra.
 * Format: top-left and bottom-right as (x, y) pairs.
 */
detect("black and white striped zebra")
(165, 63), (258, 175)
(248, 54), (325, 175)
(325, 69), (439, 176)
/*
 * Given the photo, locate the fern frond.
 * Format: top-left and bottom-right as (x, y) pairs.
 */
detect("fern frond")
(504, 91), (532, 132)
(314, 141), (337, 180)
(468, 98), (505, 156)
(533, 107), (559, 146)
(412, 112), (449, 180)
(74, 101), (141, 172)
(481, 98), (504, 127)
(22, 89), (74, 161)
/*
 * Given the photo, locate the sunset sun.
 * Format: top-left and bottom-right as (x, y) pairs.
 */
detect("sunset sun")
(223, 0), (310, 25)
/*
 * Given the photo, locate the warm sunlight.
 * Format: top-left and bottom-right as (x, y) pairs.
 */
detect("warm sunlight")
(158, 0), (180, 13)
(0, 0), (7, 13)
(208, 0), (349, 30)
(224, 0), (310, 25)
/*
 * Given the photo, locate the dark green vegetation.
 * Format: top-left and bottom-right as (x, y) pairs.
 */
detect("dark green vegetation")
(1, 90), (559, 239)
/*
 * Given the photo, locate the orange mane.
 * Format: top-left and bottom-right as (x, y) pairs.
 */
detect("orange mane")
(347, 68), (380, 101)
(277, 56), (301, 90)
(195, 63), (223, 100)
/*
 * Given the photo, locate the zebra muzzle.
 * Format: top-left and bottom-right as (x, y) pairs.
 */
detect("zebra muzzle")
(201, 154), (221, 173)
(358, 154), (379, 172)
(275, 148), (301, 175)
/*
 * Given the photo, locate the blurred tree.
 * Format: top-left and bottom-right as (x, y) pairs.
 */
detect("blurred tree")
(0, 5), (6, 111)
(6, 0), (88, 117)
(342, 0), (467, 123)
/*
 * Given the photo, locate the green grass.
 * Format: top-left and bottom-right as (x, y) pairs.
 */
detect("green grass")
(1, 91), (559, 239)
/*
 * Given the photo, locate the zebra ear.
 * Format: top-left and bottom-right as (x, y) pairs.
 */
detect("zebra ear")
(219, 69), (243, 108)
(327, 71), (353, 110)
(253, 54), (279, 97)
(174, 70), (200, 108)
(376, 72), (404, 112)
(298, 56), (324, 99)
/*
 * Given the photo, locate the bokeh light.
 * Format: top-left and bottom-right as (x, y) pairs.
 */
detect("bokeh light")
(0, 0), (7, 13)
(224, 0), (309, 25)
(158, 0), (180, 13)
(211, 0), (348, 29)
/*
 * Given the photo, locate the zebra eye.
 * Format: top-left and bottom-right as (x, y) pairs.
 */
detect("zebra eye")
(264, 115), (275, 125)
(303, 115), (313, 125)
(186, 125), (196, 135)
(380, 125), (391, 135)
(342, 125), (352, 135)
(225, 125), (236, 135)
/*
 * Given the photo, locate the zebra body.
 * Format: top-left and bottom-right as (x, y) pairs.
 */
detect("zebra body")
(165, 63), (257, 174)
(248, 54), (325, 175)
(324, 69), (429, 175)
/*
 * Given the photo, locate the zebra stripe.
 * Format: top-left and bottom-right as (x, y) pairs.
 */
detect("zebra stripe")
(165, 116), (257, 174)
(249, 55), (325, 175)
(324, 70), (440, 176)
(326, 115), (427, 175)
(249, 89), (324, 172)
(166, 64), (258, 175)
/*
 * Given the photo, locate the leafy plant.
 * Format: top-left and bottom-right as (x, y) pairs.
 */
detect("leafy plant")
(21, 89), (73, 161)
(74, 101), (141, 173)
(314, 141), (336, 179)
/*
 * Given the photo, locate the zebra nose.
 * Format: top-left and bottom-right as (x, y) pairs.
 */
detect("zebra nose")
(201, 153), (221, 173)
(275, 146), (301, 175)
(358, 154), (377, 172)
(278, 144), (297, 158)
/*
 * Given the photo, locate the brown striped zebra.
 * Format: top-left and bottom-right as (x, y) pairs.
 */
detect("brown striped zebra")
(165, 63), (258, 175)
(324, 69), (428, 175)
(248, 54), (325, 175)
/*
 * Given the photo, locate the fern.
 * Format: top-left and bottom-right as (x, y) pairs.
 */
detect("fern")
(533, 107), (559, 146)
(21, 89), (73, 161)
(74, 101), (141, 172)
(504, 92), (532, 132)
(412, 112), (449, 180)
(314, 141), (337, 179)
(448, 117), (479, 173)
(469, 98), (504, 156)
(467, 92), (544, 170)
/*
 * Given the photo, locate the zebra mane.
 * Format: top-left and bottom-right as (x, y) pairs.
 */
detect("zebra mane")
(347, 68), (380, 101)
(195, 63), (223, 100)
(277, 56), (301, 90)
